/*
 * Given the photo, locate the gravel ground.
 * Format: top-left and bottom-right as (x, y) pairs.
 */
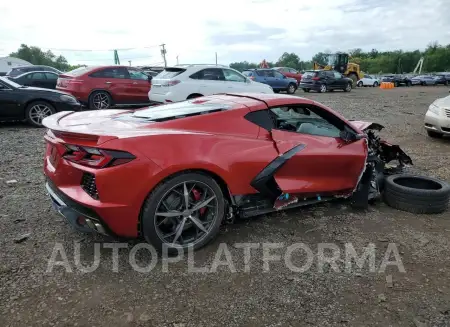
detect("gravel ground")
(1, 86), (450, 327)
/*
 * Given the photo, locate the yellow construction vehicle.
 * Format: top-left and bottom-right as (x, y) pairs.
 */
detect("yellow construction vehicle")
(312, 52), (363, 86)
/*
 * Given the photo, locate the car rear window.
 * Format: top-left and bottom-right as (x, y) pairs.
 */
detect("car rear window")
(65, 66), (94, 76)
(156, 68), (186, 79)
(303, 71), (318, 78)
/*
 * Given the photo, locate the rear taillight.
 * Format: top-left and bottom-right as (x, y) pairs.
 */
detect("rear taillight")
(161, 80), (181, 86)
(63, 144), (135, 168)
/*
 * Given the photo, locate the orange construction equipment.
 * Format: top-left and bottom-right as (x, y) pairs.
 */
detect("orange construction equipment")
(380, 82), (395, 89)
(259, 59), (270, 68)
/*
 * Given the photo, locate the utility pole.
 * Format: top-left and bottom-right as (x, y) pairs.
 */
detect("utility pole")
(128, 60), (131, 67)
(160, 44), (167, 67)
(176, 55), (179, 65)
(215, 52), (217, 65)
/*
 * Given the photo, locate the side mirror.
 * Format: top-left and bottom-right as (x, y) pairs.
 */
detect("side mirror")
(339, 130), (365, 143)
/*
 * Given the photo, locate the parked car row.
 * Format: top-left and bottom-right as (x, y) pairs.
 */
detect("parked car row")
(378, 73), (450, 87)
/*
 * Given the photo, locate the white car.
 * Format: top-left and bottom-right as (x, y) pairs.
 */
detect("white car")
(149, 64), (273, 103)
(424, 90), (450, 138)
(356, 75), (380, 87)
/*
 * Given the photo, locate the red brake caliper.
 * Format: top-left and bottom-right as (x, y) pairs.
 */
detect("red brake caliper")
(192, 189), (206, 215)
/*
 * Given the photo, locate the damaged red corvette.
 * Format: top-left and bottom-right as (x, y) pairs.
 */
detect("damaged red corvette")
(42, 93), (412, 251)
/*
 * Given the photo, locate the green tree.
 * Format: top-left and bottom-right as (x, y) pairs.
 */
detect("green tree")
(9, 44), (83, 72)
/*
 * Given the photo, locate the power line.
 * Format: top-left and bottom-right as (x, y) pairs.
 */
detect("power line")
(40, 45), (161, 52)
(74, 56), (157, 62)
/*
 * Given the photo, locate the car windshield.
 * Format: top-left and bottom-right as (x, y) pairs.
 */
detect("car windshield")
(0, 76), (22, 88)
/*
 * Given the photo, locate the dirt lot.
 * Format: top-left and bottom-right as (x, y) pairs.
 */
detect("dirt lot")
(1, 86), (450, 327)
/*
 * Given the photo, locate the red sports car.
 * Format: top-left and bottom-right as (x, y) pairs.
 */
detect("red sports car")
(42, 93), (412, 252)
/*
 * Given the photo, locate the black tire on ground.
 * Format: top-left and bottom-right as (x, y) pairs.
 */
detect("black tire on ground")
(383, 174), (450, 214)
(187, 93), (203, 99)
(357, 81), (363, 87)
(427, 130), (443, 138)
(88, 91), (112, 109)
(25, 101), (56, 127)
(348, 73), (358, 88)
(303, 88), (310, 93)
(287, 83), (297, 94)
(140, 172), (226, 253)
(373, 81), (379, 87)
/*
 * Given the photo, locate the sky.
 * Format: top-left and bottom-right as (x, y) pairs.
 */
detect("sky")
(1, 0), (450, 67)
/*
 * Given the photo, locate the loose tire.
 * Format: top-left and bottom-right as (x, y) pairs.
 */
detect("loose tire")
(383, 174), (450, 214)
(287, 83), (297, 94)
(141, 172), (225, 253)
(427, 130), (443, 138)
(89, 91), (112, 109)
(25, 101), (56, 127)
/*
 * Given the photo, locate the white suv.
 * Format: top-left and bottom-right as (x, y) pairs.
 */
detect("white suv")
(148, 64), (273, 103)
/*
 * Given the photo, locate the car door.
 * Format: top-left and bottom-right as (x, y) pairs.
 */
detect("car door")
(222, 68), (249, 92)
(273, 70), (288, 89)
(324, 71), (336, 88)
(0, 81), (19, 118)
(194, 68), (226, 95)
(362, 75), (372, 85)
(89, 67), (130, 104)
(267, 105), (367, 195)
(333, 71), (345, 88)
(44, 72), (58, 89)
(26, 72), (46, 88)
(126, 68), (151, 103)
(261, 70), (278, 89)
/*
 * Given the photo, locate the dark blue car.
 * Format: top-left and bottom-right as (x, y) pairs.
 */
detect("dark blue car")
(242, 69), (298, 94)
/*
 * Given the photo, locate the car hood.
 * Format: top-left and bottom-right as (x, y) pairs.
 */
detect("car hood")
(434, 95), (450, 107)
(350, 121), (384, 132)
(19, 86), (72, 96)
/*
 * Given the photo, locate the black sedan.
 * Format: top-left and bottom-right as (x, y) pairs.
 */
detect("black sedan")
(381, 75), (412, 87)
(9, 71), (59, 89)
(0, 77), (81, 127)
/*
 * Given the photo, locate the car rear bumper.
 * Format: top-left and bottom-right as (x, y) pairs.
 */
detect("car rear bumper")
(424, 111), (450, 135)
(46, 180), (110, 235)
(43, 140), (163, 238)
(299, 82), (320, 90)
(59, 102), (82, 112)
(149, 90), (184, 103)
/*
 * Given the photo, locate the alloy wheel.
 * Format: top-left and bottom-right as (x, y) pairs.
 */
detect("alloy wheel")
(320, 84), (327, 93)
(346, 84), (352, 92)
(29, 104), (53, 125)
(93, 92), (110, 109)
(154, 181), (219, 247)
(288, 84), (296, 94)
